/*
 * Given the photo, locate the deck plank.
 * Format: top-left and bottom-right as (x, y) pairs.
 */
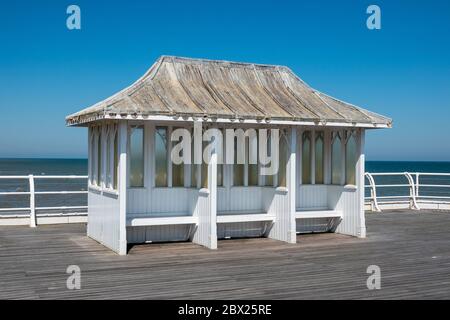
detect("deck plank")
(1, 210), (450, 299)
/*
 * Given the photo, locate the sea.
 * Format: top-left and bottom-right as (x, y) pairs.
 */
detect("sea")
(0, 159), (450, 210)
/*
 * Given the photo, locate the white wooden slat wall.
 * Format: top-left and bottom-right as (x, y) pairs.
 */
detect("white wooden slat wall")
(296, 185), (329, 210)
(217, 187), (263, 213)
(87, 189), (121, 252)
(265, 188), (292, 242)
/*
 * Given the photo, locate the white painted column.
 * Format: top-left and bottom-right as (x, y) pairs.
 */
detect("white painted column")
(192, 125), (217, 249)
(207, 137), (218, 249)
(267, 127), (296, 244)
(357, 129), (366, 238)
(118, 121), (128, 255)
(287, 127), (297, 243)
(29, 175), (36, 228)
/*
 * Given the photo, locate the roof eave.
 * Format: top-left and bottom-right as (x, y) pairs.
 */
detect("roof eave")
(66, 112), (392, 129)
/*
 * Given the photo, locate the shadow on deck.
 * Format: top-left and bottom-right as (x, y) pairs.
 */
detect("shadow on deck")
(1, 210), (450, 299)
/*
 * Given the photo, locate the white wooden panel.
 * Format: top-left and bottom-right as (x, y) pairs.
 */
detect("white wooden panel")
(192, 189), (216, 248)
(87, 189), (121, 253)
(217, 187), (263, 212)
(328, 185), (360, 236)
(127, 188), (192, 214)
(264, 187), (293, 242)
(296, 185), (328, 210)
(266, 127), (297, 244)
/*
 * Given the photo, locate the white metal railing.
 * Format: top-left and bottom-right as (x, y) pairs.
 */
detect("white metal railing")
(365, 172), (450, 212)
(0, 175), (88, 226)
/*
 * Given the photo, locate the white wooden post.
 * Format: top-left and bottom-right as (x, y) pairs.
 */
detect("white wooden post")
(357, 129), (366, 238)
(207, 136), (218, 249)
(118, 121), (128, 255)
(192, 128), (218, 249)
(268, 127), (296, 243)
(29, 174), (36, 228)
(287, 127), (297, 243)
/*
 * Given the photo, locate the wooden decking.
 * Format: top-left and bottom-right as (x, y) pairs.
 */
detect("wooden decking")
(1, 210), (450, 299)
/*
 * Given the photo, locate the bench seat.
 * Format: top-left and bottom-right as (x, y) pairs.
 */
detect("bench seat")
(294, 210), (342, 219)
(217, 211), (275, 223)
(127, 213), (197, 227)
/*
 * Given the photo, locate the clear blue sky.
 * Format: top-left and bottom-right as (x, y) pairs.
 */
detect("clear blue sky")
(1, 0), (449, 160)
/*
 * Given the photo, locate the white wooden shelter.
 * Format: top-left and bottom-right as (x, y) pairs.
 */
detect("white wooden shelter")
(66, 56), (391, 255)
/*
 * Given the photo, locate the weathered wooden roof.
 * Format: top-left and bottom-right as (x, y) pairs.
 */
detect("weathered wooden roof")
(66, 56), (392, 127)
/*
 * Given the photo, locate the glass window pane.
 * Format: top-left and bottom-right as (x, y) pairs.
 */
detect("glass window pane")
(248, 135), (258, 186)
(155, 127), (168, 187)
(302, 132), (311, 184)
(201, 140), (208, 188)
(113, 131), (118, 190)
(97, 130), (102, 186)
(233, 165), (244, 186)
(263, 133), (273, 186)
(90, 131), (95, 185)
(248, 164), (258, 186)
(191, 139), (197, 187)
(278, 133), (288, 187)
(233, 137), (244, 186)
(201, 163), (208, 188)
(217, 164), (223, 187)
(332, 133), (342, 185)
(315, 132), (324, 184)
(172, 128), (184, 187)
(346, 132), (357, 185)
(130, 126), (144, 187)
(106, 130), (111, 187)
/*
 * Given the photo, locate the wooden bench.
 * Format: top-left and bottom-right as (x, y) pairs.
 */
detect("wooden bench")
(294, 209), (342, 219)
(216, 211), (275, 223)
(126, 213), (197, 227)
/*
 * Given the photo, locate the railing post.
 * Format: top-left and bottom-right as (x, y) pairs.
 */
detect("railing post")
(404, 172), (420, 210)
(416, 173), (420, 199)
(29, 174), (37, 227)
(365, 172), (381, 212)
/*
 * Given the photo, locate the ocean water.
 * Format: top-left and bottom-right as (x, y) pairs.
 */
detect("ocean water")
(0, 159), (88, 210)
(366, 161), (450, 199)
(0, 159), (450, 210)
